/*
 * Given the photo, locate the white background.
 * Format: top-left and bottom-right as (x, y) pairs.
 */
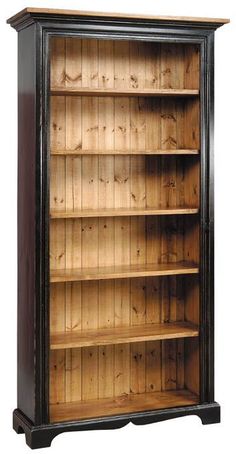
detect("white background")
(0, 0), (235, 452)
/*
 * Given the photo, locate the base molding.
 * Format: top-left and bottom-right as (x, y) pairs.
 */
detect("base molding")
(13, 402), (221, 449)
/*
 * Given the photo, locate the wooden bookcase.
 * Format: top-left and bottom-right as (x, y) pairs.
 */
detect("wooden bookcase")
(7, 8), (229, 449)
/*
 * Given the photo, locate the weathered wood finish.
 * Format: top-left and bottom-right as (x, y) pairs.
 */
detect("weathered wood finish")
(50, 321), (199, 349)
(50, 207), (199, 218)
(50, 389), (199, 422)
(8, 7), (227, 448)
(51, 87), (199, 96)
(7, 7), (230, 27)
(51, 148), (200, 156)
(49, 37), (201, 422)
(50, 262), (199, 282)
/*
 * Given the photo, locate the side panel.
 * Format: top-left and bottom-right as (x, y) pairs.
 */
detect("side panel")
(17, 24), (37, 422)
(200, 32), (215, 403)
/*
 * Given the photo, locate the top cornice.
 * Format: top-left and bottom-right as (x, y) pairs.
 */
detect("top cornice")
(7, 7), (230, 32)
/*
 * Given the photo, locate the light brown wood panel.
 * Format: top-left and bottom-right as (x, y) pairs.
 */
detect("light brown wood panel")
(64, 284), (82, 403)
(97, 39), (115, 399)
(51, 321), (199, 350)
(184, 275), (200, 394)
(63, 42), (83, 402)
(50, 210), (199, 280)
(184, 99), (200, 150)
(51, 87), (199, 96)
(50, 38), (200, 91)
(129, 47), (146, 393)
(160, 44), (183, 89)
(50, 261), (199, 283)
(50, 157), (199, 213)
(51, 148), (199, 156)
(65, 38), (82, 88)
(50, 37), (65, 88)
(50, 207), (199, 218)
(113, 40), (131, 397)
(184, 44), (200, 90)
(80, 39), (99, 401)
(144, 42), (161, 89)
(50, 388), (199, 422)
(49, 37), (201, 418)
(9, 8), (230, 25)
(51, 98), (200, 155)
(50, 284), (66, 404)
(159, 96), (179, 392)
(145, 99), (162, 394)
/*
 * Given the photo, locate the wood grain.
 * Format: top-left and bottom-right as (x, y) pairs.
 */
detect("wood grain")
(50, 207), (199, 218)
(50, 261), (199, 283)
(51, 148), (199, 156)
(49, 37), (201, 419)
(8, 8), (230, 26)
(50, 321), (199, 350)
(51, 87), (199, 97)
(50, 388), (199, 422)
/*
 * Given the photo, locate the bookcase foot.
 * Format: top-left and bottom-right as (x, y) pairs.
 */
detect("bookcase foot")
(13, 403), (221, 449)
(13, 409), (55, 449)
(198, 402), (220, 425)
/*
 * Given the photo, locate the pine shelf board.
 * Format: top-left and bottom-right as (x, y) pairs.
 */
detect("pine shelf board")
(50, 207), (199, 219)
(50, 261), (199, 283)
(50, 149), (200, 156)
(50, 321), (199, 350)
(50, 389), (199, 422)
(50, 87), (199, 97)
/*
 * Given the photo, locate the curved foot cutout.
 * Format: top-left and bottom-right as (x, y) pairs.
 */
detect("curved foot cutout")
(13, 403), (221, 449)
(14, 424), (25, 435)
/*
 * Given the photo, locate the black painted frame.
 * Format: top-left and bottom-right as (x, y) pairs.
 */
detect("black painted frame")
(9, 11), (223, 448)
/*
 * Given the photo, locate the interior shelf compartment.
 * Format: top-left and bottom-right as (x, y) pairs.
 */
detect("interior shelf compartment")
(50, 207), (199, 219)
(49, 38), (201, 425)
(50, 87), (199, 97)
(50, 261), (199, 283)
(50, 389), (199, 423)
(50, 321), (199, 350)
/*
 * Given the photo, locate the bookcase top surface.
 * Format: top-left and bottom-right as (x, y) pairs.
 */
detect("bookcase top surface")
(7, 7), (229, 29)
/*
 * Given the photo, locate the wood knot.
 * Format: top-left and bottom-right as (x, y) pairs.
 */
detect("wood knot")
(161, 67), (171, 75)
(161, 113), (176, 122)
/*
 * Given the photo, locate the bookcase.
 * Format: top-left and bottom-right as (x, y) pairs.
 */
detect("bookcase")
(7, 8), (229, 449)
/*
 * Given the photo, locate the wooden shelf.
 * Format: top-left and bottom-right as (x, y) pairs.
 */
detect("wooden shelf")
(50, 389), (199, 422)
(50, 321), (199, 350)
(50, 87), (199, 97)
(50, 261), (199, 283)
(50, 207), (199, 219)
(51, 148), (200, 156)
